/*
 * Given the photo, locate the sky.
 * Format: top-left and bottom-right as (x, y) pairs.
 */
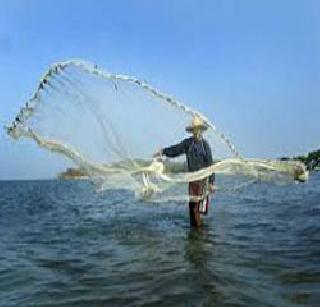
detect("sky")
(0, 0), (319, 179)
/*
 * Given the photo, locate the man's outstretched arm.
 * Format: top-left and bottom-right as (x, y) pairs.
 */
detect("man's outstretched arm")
(154, 140), (187, 158)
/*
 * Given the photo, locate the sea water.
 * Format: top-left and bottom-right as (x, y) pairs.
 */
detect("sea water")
(0, 174), (319, 306)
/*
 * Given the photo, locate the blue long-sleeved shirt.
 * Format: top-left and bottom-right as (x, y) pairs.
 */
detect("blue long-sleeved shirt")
(162, 137), (215, 184)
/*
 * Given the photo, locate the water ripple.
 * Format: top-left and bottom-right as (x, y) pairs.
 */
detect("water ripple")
(0, 175), (320, 306)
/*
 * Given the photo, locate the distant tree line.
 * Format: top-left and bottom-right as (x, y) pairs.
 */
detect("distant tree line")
(58, 167), (88, 179)
(280, 149), (320, 170)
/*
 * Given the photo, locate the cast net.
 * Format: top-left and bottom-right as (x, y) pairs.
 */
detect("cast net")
(6, 60), (308, 202)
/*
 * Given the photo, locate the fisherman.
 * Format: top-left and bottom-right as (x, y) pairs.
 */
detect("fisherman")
(154, 115), (215, 227)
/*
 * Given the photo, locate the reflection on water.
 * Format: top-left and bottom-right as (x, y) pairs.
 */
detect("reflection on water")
(186, 227), (210, 267)
(0, 174), (320, 306)
(185, 227), (226, 305)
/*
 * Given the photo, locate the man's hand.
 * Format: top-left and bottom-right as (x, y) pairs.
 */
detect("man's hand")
(208, 183), (216, 194)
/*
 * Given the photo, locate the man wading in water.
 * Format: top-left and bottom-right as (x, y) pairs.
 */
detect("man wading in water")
(154, 115), (215, 227)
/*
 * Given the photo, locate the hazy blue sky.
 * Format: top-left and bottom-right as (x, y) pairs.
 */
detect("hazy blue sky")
(0, 0), (319, 179)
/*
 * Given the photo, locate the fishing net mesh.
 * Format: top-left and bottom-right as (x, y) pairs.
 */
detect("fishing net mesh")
(7, 60), (308, 202)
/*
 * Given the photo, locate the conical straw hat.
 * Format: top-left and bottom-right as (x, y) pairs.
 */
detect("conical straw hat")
(186, 115), (208, 132)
